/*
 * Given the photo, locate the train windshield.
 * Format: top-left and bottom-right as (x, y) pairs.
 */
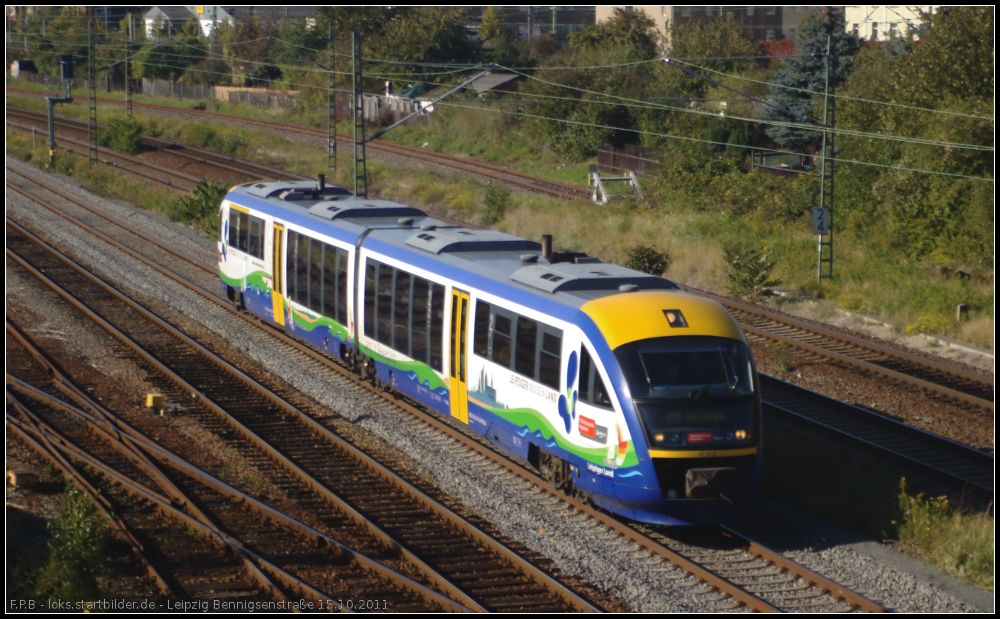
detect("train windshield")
(615, 336), (754, 400)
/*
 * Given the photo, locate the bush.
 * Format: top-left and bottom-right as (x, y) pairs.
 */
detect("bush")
(905, 314), (954, 335)
(624, 245), (671, 276)
(896, 480), (994, 590)
(838, 293), (868, 313)
(798, 277), (839, 300)
(482, 184), (512, 225)
(99, 117), (144, 155)
(174, 179), (227, 236)
(723, 246), (781, 301)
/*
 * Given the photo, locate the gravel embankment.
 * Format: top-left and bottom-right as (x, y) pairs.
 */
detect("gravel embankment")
(5, 156), (987, 612)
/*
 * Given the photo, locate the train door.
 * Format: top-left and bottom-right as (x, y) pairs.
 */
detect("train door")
(271, 223), (285, 326)
(449, 289), (470, 424)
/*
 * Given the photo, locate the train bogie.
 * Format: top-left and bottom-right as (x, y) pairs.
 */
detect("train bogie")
(218, 180), (762, 525)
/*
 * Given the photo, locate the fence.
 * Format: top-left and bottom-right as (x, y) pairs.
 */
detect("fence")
(597, 144), (662, 177)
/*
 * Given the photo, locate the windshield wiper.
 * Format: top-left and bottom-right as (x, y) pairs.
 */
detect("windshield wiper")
(691, 384), (711, 400)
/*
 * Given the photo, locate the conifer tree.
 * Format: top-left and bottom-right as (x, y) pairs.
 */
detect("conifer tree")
(764, 8), (860, 148)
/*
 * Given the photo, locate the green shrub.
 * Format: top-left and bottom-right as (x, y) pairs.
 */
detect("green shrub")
(482, 184), (512, 225)
(624, 245), (671, 276)
(799, 277), (839, 300)
(99, 117), (144, 155)
(897, 481), (994, 590)
(905, 314), (954, 335)
(174, 179), (227, 236)
(723, 246), (781, 301)
(838, 293), (869, 313)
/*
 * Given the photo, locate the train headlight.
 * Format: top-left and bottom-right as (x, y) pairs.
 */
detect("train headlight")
(735, 429), (747, 440)
(655, 433), (664, 443)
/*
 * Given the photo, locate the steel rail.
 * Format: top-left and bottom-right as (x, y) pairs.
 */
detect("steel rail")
(6, 376), (459, 613)
(5, 218), (597, 613)
(3, 402), (180, 602)
(8, 176), (890, 611)
(6, 119), (201, 191)
(760, 375), (994, 491)
(5, 389), (309, 611)
(6, 107), (306, 183)
(694, 290), (994, 411)
(6, 94), (590, 201)
(6, 407), (374, 613)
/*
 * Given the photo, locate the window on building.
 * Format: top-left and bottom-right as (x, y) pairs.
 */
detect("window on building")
(681, 7), (691, 17)
(890, 22), (900, 37)
(662, 6), (666, 17)
(852, 23), (859, 36)
(872, 22), (879, 39)
(766, 6), (776, 15)
(789, 27), (797, 40)
(746, 6), (753, 16)
(706, 6), (713, 16)
(789, 6), (796, 13)
(766, 29), (775, 41)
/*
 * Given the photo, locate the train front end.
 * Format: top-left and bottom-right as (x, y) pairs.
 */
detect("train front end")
(583, 290), (762, 525)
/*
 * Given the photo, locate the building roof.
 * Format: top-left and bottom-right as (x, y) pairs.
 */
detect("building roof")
(420, 72), (522, 100)
(144, 6), (197, 23)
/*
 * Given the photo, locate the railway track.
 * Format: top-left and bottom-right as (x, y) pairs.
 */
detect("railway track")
(6, 94), (590, 201)
(6, 345), (451, 611)
(6, 172), (893, 612)
(6, 106), (309, 182)
(5, 219), (598, 613)
(711, 294), (994, 412)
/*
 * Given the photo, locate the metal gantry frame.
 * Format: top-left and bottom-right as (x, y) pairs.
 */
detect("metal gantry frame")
(352, 32), (367, 199)
(327, 25), (337, 173)
(87, 23), (98, 166)
(816, 35), (835, 281)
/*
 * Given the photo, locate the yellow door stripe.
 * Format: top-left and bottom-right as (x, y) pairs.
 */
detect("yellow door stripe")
(648, 447), (758, 459)
(229, 202), (250, 214)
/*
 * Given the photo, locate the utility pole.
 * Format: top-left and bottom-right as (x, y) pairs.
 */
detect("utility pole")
(815, 35), (835, 281)
(327, 24), (336, 173)
(351, 32), (367, 198)
(88, 22), (98, 166)
(124, 25), (132, 118)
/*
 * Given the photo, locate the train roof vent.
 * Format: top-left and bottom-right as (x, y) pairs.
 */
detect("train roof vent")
(307, 198), (426, 221)
(245, 180), (352, 201)
(511, 263), (679, 294)
(406, 228), (540, 255)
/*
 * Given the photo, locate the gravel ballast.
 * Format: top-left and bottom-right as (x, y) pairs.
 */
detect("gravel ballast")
(5, 156), (987, 612)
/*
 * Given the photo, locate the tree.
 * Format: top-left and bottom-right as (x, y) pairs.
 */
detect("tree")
(835, 7), (994, 269)
(366, 8), (480, 76)
(764, 8), (860, 148)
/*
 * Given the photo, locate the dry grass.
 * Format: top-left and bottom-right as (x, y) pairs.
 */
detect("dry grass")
(957, 316), (995, 350)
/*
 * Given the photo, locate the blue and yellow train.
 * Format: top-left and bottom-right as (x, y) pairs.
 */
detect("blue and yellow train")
(218, 179), (762, 525)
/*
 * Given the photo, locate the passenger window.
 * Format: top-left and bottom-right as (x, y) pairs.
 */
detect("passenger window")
(286, 230), (297, 300)
(377, 264), (393, 346)
(491, 314), (512, 368)
(336, 250), (348, 325)
(227, 210), (238, 247)
(430, 284), (445, 371)
(411, 277), (429, 364)
(579, 347), (592, 403)
(309, 238), (323, 313)
(394, 271), (411, 354)
(248, 216), (262, 259)
(539, 331), (561, 390)
(473, 301), (490, 357)
(237, 212), (250, 252)
(296, 232), (310, 307)
(323, 243), (338, 320)
(515, 317), (537, 378)
(364, 260), (376, 338)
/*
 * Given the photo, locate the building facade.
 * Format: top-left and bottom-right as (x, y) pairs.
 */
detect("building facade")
(842, 5), (936, 41)
(596, 6), (832, 45)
